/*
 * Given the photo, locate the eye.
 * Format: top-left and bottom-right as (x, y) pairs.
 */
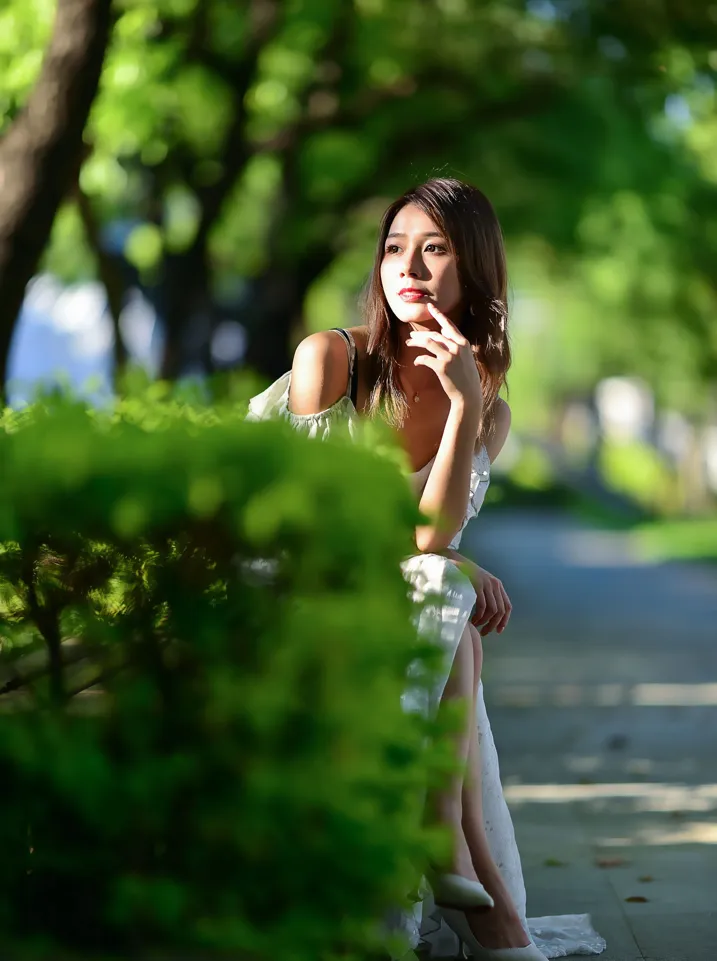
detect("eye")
(384, 244), (400, 254)
(425, 243), (447, 253)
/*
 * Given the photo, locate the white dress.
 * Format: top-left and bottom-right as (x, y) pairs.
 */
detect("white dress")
(246, 346), (606, 961)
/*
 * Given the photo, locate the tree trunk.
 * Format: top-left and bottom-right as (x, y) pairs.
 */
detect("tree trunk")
(0, 0), (113, 395)
(158, 238), (214, 380)
(241, 271), (299, 381)
(243, 244), (337, 381)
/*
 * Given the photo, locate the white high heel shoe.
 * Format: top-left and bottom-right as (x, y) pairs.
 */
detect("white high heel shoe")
(429, 872), (495, 910)
(440, 907), (548, 961)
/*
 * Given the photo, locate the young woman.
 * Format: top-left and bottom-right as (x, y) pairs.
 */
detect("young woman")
(247, 179), (605, 961)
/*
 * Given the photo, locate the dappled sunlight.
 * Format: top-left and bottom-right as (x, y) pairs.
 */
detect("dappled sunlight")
(505, 782), (717, 814)
(492, 681), (717, 707)
(596, 822), (717, 846)
(629, 821), (717, 845)
(631, 683), (717, 705)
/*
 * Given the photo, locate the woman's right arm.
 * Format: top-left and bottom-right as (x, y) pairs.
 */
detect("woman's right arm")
(287, 331), (350, 415)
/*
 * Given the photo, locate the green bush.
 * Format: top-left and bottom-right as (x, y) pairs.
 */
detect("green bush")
(0, 395), (442, 960)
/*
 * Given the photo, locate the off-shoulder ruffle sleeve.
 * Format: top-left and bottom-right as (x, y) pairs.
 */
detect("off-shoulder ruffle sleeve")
(246, 370), (359, 440)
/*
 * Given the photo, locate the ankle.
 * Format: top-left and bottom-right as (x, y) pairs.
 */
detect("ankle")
(472, 867), (518, 914)
(464, 907), (531, 951)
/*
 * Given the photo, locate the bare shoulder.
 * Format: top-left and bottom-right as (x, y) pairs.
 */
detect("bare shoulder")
(346, 324), (370, 357)
(288, 329), (351, 415)
(482, 398), (511, 464)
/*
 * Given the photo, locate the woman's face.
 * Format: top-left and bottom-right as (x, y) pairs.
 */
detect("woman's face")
(380, 203), (462, 326)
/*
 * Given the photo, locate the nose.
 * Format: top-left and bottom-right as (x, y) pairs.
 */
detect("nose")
(398, 246), (423, 279)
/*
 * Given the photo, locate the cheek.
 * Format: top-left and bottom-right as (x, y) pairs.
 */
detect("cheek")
(379, 259), (393, 292)
(447, 263), (462, 293)
(435, 264), (462, 306)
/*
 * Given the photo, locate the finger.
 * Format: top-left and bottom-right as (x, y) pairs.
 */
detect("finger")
(472, 610), (487, 628)
(407, 329), (451, 344)
(471, 606), (485, 628)
(413, 355), (439, 370)
(406, 331), (456, 354)
(475, 589), (487, 616)
(473, 588), (497, 628)
(471, 591), (487, 625)
(426, 301), (467, 344)
(480, 610), (503, 636)
(496, 584), (512, 634)
(409, 342), (455, 361)
(479, 584), (504, 636)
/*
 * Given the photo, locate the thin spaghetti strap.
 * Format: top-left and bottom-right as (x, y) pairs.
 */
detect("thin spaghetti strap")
(342, 329), (359, 409)
(329, 328), (358, 407)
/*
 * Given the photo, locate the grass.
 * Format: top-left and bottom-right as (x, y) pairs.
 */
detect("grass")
(631, 516), (717, 565)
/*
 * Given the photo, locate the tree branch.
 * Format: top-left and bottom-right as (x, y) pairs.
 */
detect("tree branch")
(20, 547), (65, 705)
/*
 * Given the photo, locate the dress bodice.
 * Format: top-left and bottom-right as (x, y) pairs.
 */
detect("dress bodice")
(408, 446), (491, 550)
(246, 366), (491, 551)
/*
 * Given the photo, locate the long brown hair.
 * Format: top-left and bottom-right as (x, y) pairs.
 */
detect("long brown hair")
(362, 178), (511, 436)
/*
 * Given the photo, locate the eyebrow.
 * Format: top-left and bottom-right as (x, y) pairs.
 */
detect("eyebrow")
(386, 231), (445, 239)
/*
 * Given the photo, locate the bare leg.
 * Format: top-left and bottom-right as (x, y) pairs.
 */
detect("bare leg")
(461, 623), (530, 949)
(426, 622), (483, 885)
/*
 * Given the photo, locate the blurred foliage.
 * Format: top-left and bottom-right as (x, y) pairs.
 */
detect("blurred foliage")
(503, 444), (556, 494)
(0, 392), (453, 959)
(598, 437), (678, 514)
(2, 0), (717, 398)
(633, 516), (717, 563)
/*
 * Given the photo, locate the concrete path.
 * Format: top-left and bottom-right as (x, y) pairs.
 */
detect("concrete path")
(462, 509), (717, 961)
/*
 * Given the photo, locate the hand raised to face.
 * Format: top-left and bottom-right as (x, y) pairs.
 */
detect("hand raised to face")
(405, 301), (483, 410)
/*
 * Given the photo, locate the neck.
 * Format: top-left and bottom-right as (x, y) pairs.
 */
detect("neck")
(397, 370), (443, 404)
(395, 322), (441, 395)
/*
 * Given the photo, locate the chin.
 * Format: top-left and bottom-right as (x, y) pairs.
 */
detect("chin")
(388, 301), (433, 324)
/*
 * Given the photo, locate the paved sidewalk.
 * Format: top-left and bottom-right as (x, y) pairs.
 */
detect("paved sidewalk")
(463, 509), (717, 961)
